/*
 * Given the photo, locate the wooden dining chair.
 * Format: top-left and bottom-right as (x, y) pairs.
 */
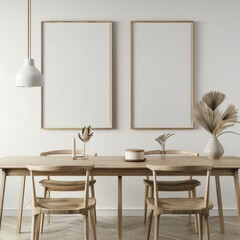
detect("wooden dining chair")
(143, 150), (200, 232)
(27, 164), (96, 240)
(146, 164), (213, 240)
(39, 149), (97, 233)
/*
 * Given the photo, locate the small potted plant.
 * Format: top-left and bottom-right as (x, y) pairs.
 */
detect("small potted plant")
(155, 133), (174, 160)
(78, 126), (94, 159)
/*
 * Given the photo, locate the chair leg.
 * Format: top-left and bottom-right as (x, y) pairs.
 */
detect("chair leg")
(198, 214), (203, 240)
(40, 187), (48, 233)
(204, 214), (210, 240)
(90, 209), (97, 240)
(144, 185), (149, 224)
(31, 215), (34, 240)
(154, 215), (160, 240)
(47, 176), (51, 224)
(192, 188), (199, 234)
(90, 184), (97, 224)
(83, 214), (89, 240)
(188, 190), (192, 224)
(36, 214), (41, 240)
(40, 214), (44, 234)
(47, 190), (51, 223)
(146, 209), (153, 240)
(31, 214), (38, 240)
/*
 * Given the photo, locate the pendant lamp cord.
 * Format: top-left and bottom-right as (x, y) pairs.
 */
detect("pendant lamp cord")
(27, 0), (31, 59)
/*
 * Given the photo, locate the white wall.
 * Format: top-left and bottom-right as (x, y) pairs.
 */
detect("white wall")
(0, 0), (240, 215)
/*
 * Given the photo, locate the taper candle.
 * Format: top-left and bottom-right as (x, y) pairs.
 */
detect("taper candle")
(72, 137), (76, 159)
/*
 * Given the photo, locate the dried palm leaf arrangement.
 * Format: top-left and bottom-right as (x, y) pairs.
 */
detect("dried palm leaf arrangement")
(193, 91), (238, 137)
(193, 91), (239, 159)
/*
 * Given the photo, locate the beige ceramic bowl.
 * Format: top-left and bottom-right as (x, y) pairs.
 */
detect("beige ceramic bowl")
(125, 149), (144, 160)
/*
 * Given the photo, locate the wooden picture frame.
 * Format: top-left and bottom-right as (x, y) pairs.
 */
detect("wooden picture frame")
(131, 21), (194, 129)
(41, 21), (113, 129)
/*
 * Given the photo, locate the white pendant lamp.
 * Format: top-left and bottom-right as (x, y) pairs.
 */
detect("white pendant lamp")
(15, 0), (43, 87)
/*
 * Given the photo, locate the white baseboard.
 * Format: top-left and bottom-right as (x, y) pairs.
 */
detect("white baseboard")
(2, 208), (238, 217)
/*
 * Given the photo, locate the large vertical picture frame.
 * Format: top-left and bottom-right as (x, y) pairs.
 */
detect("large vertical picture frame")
(41, 21), (113, 129)
(131, 21), (194, 129)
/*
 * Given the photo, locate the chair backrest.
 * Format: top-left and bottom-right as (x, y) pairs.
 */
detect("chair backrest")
(145, 150), (199, 156)
(40, 149), (97, 157)
(27, 165), (94, 208)
(146, 164), (212, 208)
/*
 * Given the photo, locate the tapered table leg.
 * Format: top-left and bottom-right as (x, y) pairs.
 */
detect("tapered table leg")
(0, 170), (6, 229)
(233, 170), (240, 228)
(17, 176), (26, 233)
(215, 175), (224, 233)
(118, 176), (122, 240)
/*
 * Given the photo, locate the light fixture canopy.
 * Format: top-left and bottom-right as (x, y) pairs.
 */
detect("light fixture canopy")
(15, 0), (43, 87)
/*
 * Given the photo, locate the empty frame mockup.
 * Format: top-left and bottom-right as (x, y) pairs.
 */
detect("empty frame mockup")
(41, 21), (113, 129)
(131, 21), (194, 129)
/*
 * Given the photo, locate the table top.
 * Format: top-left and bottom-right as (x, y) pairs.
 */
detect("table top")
(0, 155), (240, 169)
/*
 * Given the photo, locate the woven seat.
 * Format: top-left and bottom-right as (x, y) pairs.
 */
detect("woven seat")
(147, 197), (213, 214)
(36, 197), (96, 212)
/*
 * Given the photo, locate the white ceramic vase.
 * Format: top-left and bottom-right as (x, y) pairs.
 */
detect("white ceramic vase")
(204, 137), (224, 159)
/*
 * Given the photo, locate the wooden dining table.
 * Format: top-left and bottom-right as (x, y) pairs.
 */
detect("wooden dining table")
(0, 155), (240, 240)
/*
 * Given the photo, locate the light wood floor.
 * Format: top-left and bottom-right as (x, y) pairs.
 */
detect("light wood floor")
(0, 216), (239, 240)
